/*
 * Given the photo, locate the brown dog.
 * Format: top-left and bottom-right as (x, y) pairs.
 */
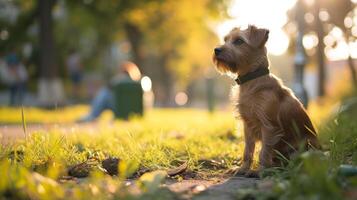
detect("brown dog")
(213, 25), (320, 176)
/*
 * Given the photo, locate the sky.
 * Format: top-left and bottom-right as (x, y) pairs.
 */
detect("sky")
(215, 0), (357, 60)
(215, 0), (297, 56)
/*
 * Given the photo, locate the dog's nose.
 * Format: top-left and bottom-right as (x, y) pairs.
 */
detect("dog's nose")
(214, 48), (222, 55)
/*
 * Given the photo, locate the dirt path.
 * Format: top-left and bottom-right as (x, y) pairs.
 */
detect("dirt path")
(192, 177), (259, 200)
(164, 177), (259, 200)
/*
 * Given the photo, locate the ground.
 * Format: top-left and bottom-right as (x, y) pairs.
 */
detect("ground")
(0, 98), (356, 199)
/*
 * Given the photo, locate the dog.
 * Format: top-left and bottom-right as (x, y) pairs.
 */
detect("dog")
(213, 25), (320, 177)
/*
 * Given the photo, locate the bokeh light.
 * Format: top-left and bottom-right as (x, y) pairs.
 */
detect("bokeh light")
(141, 76), (152, 92)
(304, 13), (315, 24)
(319, 10), (330, 22)
(303, 33), (319, 50)
(175, 92), (188, 106)
(344, 17), (353, 28)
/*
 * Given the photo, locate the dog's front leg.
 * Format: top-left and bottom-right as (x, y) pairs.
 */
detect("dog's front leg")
(259, 127), (278, 170)
(236, 122), (256, 175)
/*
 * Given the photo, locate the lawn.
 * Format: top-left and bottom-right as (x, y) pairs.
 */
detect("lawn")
(0, 94), (356, 199)
(0, 108), (245, 199)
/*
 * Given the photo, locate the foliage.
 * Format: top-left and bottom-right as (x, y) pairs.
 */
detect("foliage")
(0, 158), (177, 200)
(0, 0), (230, 92)
(124, 0), (229, 88)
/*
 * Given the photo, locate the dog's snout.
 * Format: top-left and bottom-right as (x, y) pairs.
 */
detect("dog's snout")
(214, 47), (222, 55)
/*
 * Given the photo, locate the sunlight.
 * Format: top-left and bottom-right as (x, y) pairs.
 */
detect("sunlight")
(216, 0), (357, 60)
(215, 0), (297, 56)
(141, 76), (152, 92)
(325, 26), (356, 60)
(303, 33), (318, 50)
(325, 41), (350, 60)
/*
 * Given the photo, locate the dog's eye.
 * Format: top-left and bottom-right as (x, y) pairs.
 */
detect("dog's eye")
(233, 38), (244, 45)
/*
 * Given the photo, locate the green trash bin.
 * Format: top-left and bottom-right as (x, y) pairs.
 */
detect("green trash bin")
(113, 80), (143, 120)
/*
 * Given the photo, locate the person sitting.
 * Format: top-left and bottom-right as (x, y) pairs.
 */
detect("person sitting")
(78, 61), (141, 122)
(66, 49), (83, 101)
(0, 53), (28, 106)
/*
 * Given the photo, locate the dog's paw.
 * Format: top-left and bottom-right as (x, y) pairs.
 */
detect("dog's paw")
(244, 170), (260, 178)
(225, 167), (238, 175)
(228, 167), (249, 176)
(236, 169), (248, 176)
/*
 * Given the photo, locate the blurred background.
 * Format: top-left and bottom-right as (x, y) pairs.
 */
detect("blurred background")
(0, 0), (356, 111)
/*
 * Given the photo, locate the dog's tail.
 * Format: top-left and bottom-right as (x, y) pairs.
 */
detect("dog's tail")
(277, 96), (321, 150)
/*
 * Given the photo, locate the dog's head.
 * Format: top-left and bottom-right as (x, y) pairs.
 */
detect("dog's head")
(213, 25), (269, 75)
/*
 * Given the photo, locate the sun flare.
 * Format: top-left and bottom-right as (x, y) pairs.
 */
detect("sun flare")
(215, 0), (297, 56)
(216, 0), (357, 60)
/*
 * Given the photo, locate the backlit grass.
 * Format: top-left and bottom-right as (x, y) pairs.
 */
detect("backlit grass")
(0, 108), (247, 199)
(1, 108), (243, 170)
(0, 91), (356, 199)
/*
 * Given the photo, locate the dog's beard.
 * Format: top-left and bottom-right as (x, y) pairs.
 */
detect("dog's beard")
(213, 55), (237, 74)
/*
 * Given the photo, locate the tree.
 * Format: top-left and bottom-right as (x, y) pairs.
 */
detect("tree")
(0, 1), (37, 51)
(286, 0), (357, 98)
(123, 0), (229, 105)
(1, 0), (229, 106)
(0, 0), (65, 106)
(321, 0), (357, 87)
(37, 0), (65, 106)
(314, 0), (326, 97)
(66, 0), (229, 105)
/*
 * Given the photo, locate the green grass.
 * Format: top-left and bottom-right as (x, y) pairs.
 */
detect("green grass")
(0, 95), (356, 199)
(0, 108), (246, 199)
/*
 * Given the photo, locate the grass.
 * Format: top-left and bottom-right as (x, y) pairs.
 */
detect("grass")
(0, 108), (247, 199)
(0, 105), (90, 124)
(0, 91), (356, 199)
(0, 108), (244, 170)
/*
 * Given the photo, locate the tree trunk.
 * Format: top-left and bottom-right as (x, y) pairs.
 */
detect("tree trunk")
(344, 32), (357, 88)
(293, 0), (309, 107)
(157, 55), (174, 106)
(124, 22), (174, 106)
(38, 0), (65, 106)
(124, 22), (145, 73)
(315, 1), (326, 97)
(39, 0), (57, 79)
(347, 53), (357, 87)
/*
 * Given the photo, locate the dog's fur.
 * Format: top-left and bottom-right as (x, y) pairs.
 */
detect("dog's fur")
(213, 25), (320, 176)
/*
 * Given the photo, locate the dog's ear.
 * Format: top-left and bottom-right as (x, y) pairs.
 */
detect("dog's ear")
(224, 27), (239, 42)
(246, 25), (269, 48)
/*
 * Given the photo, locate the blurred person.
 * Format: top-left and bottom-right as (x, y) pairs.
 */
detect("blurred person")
(0, 53), (28, 106)
(66, 49), (83, 100)
(78, 61), (141, 122)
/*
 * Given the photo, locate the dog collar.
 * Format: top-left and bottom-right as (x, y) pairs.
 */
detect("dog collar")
(235, 67), (270, 85)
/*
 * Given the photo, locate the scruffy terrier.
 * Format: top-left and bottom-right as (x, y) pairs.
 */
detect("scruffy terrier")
(213, 25), (320, 177)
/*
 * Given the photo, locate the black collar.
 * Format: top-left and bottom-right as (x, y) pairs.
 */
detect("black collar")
(235, 67), (270, 85)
